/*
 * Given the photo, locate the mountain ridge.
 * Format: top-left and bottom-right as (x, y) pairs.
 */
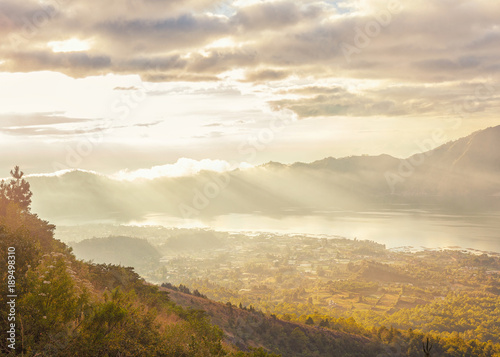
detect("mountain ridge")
(27, 125), (500, 223)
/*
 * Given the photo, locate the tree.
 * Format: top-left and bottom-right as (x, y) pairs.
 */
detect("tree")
(319, 319), (330, 328)
(305, 317), (314, 325)
(423, 337), (433, 356)
(290, 328), (308, 352)
(0, 166), (33, 212)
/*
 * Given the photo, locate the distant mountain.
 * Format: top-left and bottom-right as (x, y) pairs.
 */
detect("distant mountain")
(401, 125), (500, 196)
(28, 126), (500, 224)
(423, 125), (500, 173)
(71, 236), (161, 274)
(299, 154), (400, 172)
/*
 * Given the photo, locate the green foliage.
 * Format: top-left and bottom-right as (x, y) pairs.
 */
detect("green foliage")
(352, 292), (500, 344)
(19, 254), (90, 345)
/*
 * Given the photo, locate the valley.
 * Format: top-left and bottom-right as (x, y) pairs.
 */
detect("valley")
(60, 224), (500, 350)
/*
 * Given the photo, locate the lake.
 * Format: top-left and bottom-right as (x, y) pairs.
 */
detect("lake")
(137, 209), (500, 253)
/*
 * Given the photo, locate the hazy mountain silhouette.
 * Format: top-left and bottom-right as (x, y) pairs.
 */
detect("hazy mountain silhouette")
(71, 236), (161, 271)
(29, 126), (500, 224)
(399, 125), (500, 197)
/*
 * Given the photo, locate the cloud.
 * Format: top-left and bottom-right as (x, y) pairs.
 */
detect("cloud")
(142, 73), (219, 83)
(1, 0), (498, 83)
(132, 121), (162, 128)
(0, 113), (93, 127)
(96, 14), (230, 56)
(0, 125), (106, 137)
(280, 86), (344, 95)
(0, 0), (499, 121)
(192, 131), (225, 139)
(269, 87), (405, 118)
(113, 86), (140, 91)
(0, 113), (103, 136)
(112, 158), (253, 181)
(269, 79), (500, 119)
(243, 69), (290, 82)
(231, 1), (324, 32)
(3, 51), (111, 76)
(0, 111), (164, 138)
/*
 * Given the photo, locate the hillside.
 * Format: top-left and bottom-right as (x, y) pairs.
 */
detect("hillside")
(162, 287), (378, 356)
(161, 283), (500, 357)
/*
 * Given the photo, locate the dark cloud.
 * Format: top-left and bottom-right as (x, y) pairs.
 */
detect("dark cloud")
(3, 50), (111, 76)
(280, 86), (343, 95)
(187, 48), (259, 73)
(231, 2), (324, 32)
(270, 87), (394, 118)
(268, 80), (500, 118)
(243, 69), (290, 82)
(271, 95), (400, 118)
(142, 73), (219, 82)
(96, 13), (230, 55)
(413, 59), (459, 72)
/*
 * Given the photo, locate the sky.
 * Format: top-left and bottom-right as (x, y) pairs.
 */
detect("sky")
(0, 0), (499, 178)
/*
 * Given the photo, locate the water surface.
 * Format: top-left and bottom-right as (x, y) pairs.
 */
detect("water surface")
(139, 209), (500, 253)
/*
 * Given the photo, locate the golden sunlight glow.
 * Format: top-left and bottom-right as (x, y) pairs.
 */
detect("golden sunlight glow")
(205, 37), (236, 49)
(48, 38), (91, 53)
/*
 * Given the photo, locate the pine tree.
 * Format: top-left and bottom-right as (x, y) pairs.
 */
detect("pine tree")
(0, 166), (33, 212)
(305, 317), (314, 325)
